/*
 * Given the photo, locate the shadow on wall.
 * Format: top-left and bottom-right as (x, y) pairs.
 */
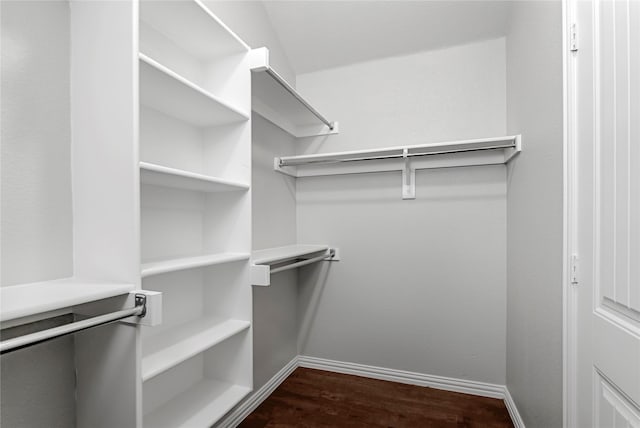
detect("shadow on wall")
(297, 262), (334, 353)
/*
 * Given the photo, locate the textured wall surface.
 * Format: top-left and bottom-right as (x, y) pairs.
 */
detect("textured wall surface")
(505, 1), (564, 427)
(295, 39), (508, 384)
(1, 0), (73, 286)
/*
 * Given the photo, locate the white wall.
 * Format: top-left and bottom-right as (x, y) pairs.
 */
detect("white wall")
(251, 114), (299, 390)
(505, 2), (564, 427)
(294, 39), (508, 384)
(0, 2), (77, 427)
(1, 0), (73, 286)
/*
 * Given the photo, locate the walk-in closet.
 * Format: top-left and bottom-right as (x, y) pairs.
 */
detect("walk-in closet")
(1, 1), (638, 427)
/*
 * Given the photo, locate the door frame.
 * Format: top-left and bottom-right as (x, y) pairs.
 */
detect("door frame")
(563, 0), (579, 426)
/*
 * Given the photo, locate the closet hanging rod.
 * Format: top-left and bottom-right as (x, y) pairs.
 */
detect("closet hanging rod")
(278, 137), (517, 167)
(264, 67), (334, 131)
(0, 294), (147, 355)
(270, 249), (336, 275)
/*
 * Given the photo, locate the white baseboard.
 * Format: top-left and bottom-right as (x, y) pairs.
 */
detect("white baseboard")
(503, 387), (526, 428)
(298, 355), (506, 399)
(218, 354), (525, 428)
(216, 356), (299, 428)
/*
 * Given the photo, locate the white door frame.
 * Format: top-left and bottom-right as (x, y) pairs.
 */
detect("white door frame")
(563, 0), (579, 426)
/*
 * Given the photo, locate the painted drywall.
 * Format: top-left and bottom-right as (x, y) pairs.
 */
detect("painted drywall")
(250, 113), (299, 391)
(505, 2), (564, 427)
(294, 39), (508, 384)
(0, 2), (77, 426)
(1, 0), (73, 286)
(203, 0), (296, 84)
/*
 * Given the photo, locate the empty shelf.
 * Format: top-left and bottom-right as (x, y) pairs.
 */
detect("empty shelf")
(252, 244), (330, 265)
(0, 278), (133, 323)
(251, 48), (337, 138)
(144, 379), (250, 428)
(140, 162), (249, 193)
(140, 0), (249, 61)
(139, 54), (249, 127)
(141, 253), (250, 278)
(142, 317), (250, 381)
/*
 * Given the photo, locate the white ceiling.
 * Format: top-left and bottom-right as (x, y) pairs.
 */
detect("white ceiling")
(262, 1), (511, 75)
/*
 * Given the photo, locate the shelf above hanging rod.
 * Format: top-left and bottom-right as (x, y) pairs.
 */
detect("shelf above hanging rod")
(274, 135), (522, 200)
(250, 47), (338, 138)
(251, 245), (339, 286)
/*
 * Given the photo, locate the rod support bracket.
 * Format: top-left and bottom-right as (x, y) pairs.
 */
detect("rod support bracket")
(402, 149), (416, 200)
(127, 290), (162, 326)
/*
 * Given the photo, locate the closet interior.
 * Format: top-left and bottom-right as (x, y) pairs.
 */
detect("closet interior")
(0, 1), (563, 427)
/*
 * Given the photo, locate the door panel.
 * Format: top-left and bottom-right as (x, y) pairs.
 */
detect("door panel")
(573, 0), (640, 426)
(596, 373), (640, 428)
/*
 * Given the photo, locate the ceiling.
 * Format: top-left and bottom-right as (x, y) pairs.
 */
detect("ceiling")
(262, 1), (511, 75)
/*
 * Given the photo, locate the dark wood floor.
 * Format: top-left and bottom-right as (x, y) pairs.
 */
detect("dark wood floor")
(239, 368), (514, 428)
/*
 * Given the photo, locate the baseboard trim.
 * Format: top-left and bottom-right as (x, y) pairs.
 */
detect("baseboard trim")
(217, 356), (299, 428)
(219, 354), (525, 428)
(298, 355), (506, 399)
(503, 387), (526, 428)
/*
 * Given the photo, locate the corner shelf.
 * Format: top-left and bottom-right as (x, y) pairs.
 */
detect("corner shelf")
(141, 252), (250, 278)
(139, 53), (249, 127)
(250, 47), (338, 138)
(142, 317), (250, 381)
(140, 162), (249, 193)
(143, 379), (250, 428)
(0, 278), (134, 323)
(140, 0), (249, 61)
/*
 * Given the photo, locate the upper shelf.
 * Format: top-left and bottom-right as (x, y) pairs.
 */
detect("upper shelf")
(273, 135), (522, 200)
(250, 48), (338, 138)
(139, 0), (249, 61)
(276, 135), (522, 176)
(139, 54), (250, 127)
(0, 278), (133, 323)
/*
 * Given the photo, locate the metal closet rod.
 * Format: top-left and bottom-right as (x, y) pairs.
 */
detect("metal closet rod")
(0, 294), (147, 355)
(265, 67), (335, 130)
(270, 249), (336, 274)
(279, 141), (517, 167)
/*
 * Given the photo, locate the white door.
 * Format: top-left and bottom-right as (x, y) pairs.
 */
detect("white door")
(569, 0), (640, 426)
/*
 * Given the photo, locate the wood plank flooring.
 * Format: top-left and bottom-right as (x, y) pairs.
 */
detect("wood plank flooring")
(239, 368), (514, 428)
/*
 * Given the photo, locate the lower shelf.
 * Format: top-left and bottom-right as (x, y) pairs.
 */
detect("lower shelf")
(144, 379), (250, 428)
(142, 317), (250, 381)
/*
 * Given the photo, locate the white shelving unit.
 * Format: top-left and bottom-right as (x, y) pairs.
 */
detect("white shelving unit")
(251, 245), (337, 286)
(139, 1), (253, 425)
(250, 47), (338, 138)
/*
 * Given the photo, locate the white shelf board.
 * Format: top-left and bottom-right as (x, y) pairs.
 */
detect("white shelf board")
(141, 252), (250, 278)
(139, 53), (249, 127)
(144, 379), (250, 428)
(252, 244), (330, 266)
(0, 278), (133, 323)
(250, 48), (337, 138)
(140, 0), (249, 62)
(140, 162), (249, 193)
(142, 317), (250, 381)
(276, 135), (522, 178)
